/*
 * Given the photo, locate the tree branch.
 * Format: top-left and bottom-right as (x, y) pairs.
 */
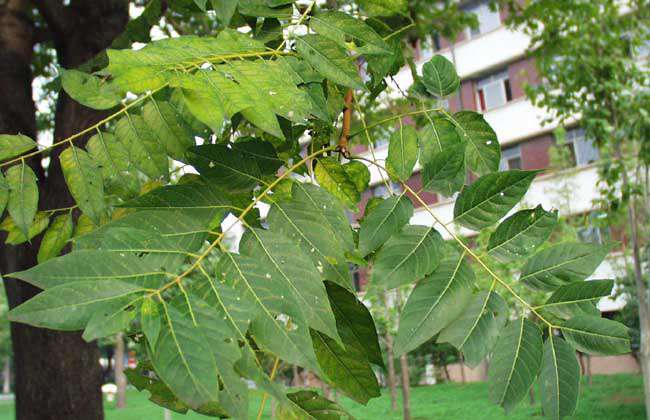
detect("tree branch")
(31, 0), (72, 36)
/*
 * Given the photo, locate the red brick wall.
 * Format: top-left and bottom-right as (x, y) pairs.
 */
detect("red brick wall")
(449, 80), (477, 113)
(520, 133), (554, 170)
(508, 57), (539, 100)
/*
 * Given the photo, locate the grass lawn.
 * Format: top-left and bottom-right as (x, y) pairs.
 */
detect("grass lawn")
(0, 374), (643, 419)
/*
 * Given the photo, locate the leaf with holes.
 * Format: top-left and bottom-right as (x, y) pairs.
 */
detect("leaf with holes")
(453, 170), (539, 231)
(394, 253), (474, 356)
(310, 11), (390, 55)
(371, 225), (445, 289)
(438, 290), (508, 367)
(452, 111), (500, 175)
(267, 183), (351, 290)
(315, 157), (369, 211)
(6, 162), (38, 239)
(541, 335), (580, 420)
(487, 205), (558, 262)
(519, 243), (612, 292)
(422, 55), (460, 97)
(489, 318), (543, 413)
(560, 315), (629, 355)
(60, 146), (105, 224)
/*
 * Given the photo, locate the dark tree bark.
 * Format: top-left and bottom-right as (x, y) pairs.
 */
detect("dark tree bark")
(0, 1), (129, 418)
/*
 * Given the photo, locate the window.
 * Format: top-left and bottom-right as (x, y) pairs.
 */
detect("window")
(476, 69), (512, 111)
(464, 0), (501, 38)
(499, 145), (522, 170)
(563, 128), (599, 166)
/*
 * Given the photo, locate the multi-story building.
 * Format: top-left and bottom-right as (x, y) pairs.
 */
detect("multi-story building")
(350, 0), (627, 315)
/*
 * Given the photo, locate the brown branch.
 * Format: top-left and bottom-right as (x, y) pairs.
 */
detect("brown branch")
(338, 89), (354, 156)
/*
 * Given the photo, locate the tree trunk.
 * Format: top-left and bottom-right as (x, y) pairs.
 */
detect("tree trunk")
(115, 333), (127, 409)
(399, 354), (411, 420)
(614, 142), (650, 419)
(385, 333), (398, 411)
(0, 2), (128, 419)
(2, 356), (10, 394)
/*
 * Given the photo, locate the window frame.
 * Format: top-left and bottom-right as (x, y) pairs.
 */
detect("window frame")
(464, 0), (501, 39)
(475, 69), (512, 111)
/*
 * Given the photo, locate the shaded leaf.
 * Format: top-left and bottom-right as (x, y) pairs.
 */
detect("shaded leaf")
(539, 280), (614, 319)
(560, 315), (630, 355)
(296, 35), (364, 89)
(371, 225), (445, 289)
(394, 253), (474, 356)
(421, 143), (466, 196)
(489, 318), (543, 413)
(452, 111), (500, 175)
(280, 390), (354, 419)
(142, 100), (194, 161)
(421, 55), (460, 97)
(310, 11), (390, 55)
(541, 335), (580, 419)
(114, 114), (169, 180)
(358, 194), (413, 256)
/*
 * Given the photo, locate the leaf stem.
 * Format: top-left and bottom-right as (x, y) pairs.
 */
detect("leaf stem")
(256, 356), (281, 420)
(348, 107), (442, 139)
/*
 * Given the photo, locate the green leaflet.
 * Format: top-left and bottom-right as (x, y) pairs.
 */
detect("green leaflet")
(211, 0), (238, 26)
(358, 194), (414, 254)
(311, 328), (380, 404)
(0, 172), (7, 216)
(7, 280), (145, 331)
(519, 243), (611, 292)
(438, 291), (508, 368)
(60, 146), (106, 224)
(114, 114), (169, 180)
(421, 143), (466, 196)
(267, 183), (351, 290)
(488, 318), (543, 413)
(280, 391), (353, 420)
(419, 115), (461, 157)
(0, 211), (49, 245)
(125, 362), (194, 414)
(487, 205), (558, 262)
(141, 295), (162, 349)
(541, 335), (580, 420)
(142, 100), (194, 161)
(453, 170), (539, 231)
(238, 0), (292, 18)
(107, 29), (266, 92)
(315, 157), (370, 210)
(6, 162), (39, 239)
(560, 315), (630, 355)
(121, 181), (231, 211)
(208, 59), (314, 138)
(37, 213), (73, 263)
(60, 69), (122, 110)
(394, 253), (475, 356)
(386, 124), (418, 182)
(452, 111), (500, 175)
(217, 251), (320, 371)
(358, 0), (408, 17)
(538, 279), (614, 319)
(152, 300), (222, 411)
(309, 11), (390, 55)
(83, 302), (137, 341)
(421, 55), (460, 97)
(296, 35), (365, 89)
(239, 228), (341, 344)
(371, 224), (445, 289)
(9, 249), (170, 290)
(86, 131), (139, 199)
(189, 141), (282, 191)
(0, 134), (37, 161)
(325, 282), (383, 367)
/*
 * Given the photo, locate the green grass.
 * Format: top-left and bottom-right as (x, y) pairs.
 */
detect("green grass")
(0, 374), (643, 419)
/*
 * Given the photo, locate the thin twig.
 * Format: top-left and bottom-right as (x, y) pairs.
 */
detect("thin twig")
(256, 356), (281, 420)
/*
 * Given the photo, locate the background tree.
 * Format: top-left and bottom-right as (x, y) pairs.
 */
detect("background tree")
(504, 0), (650, 415)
